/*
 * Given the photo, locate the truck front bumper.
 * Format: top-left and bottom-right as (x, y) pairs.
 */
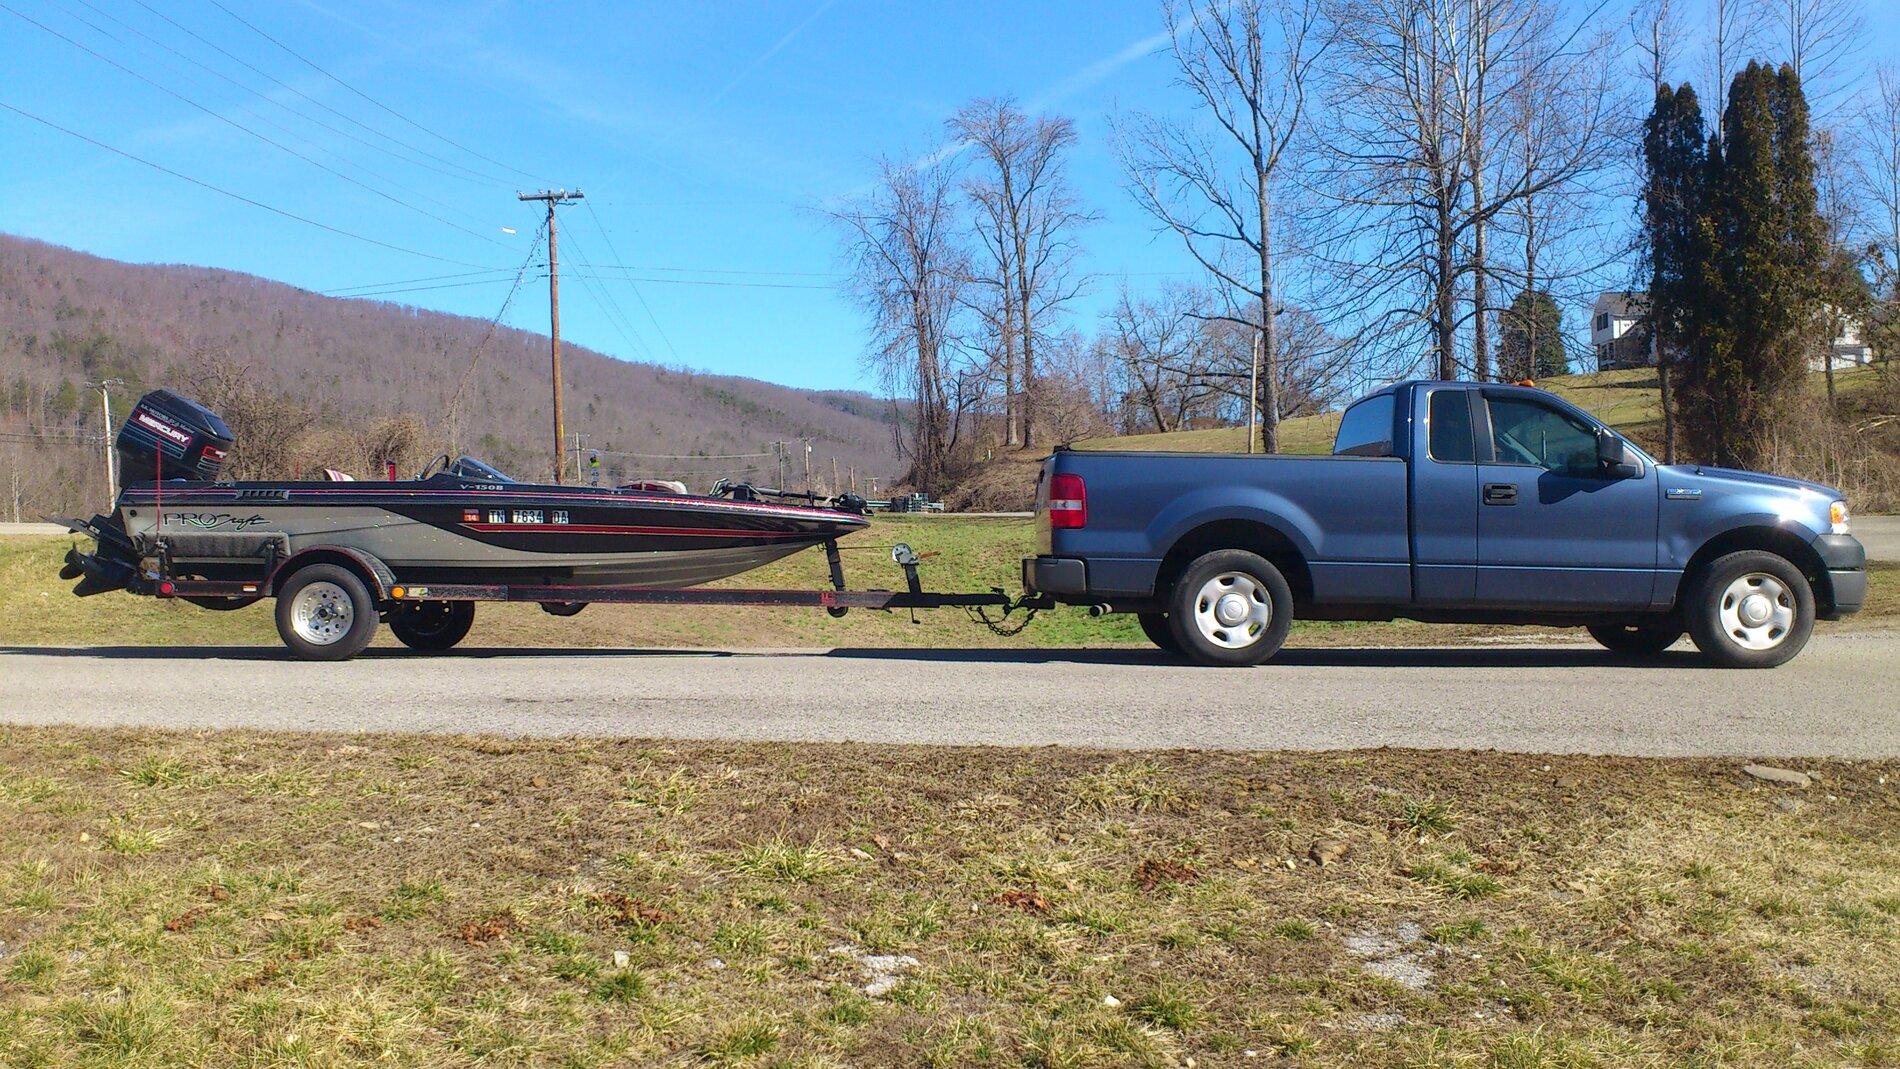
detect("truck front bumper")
(1811, 533), (1866, 617)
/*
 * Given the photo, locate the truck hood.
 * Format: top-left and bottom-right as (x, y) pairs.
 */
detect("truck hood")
(1657, 465), (1842, 502)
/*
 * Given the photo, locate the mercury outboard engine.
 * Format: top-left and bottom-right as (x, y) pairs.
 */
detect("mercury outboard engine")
(115, 389), (234, 485)
(56, 390), (236, 597)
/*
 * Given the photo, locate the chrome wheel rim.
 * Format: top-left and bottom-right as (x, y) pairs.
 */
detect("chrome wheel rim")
(1718, 572), (1795, 650)
(1192, 571), (1271, 649)
(290, 581), (354, 646)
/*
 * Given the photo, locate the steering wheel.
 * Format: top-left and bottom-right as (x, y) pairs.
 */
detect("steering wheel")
(417, 454), (451, 480)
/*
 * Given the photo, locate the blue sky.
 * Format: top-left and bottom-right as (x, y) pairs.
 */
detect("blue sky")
(4, 1), (1899, 394)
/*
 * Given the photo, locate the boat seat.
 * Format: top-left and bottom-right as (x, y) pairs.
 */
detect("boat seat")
(322, 468), (356, 482)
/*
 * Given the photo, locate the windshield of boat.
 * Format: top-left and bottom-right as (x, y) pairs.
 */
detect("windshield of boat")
(448, 456), (514, 482)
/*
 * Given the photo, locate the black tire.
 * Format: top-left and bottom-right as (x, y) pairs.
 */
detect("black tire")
(1137, 612), (1184, 656)
(1165, 550), (1294, 667)
(1684, 550), (1815, 669)
(388, 600), (475, 652)
(1586, 618), (1684, 657)
(275, 564), (379, 661)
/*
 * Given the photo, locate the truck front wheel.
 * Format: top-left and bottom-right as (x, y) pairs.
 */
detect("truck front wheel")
(1166, 550), (1294, 667)
(1684, 550), (1815, 668)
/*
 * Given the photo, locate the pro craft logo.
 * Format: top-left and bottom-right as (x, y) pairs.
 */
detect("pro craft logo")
(165, 512), (269, 531)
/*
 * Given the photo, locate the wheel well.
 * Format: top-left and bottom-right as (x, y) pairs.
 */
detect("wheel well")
(1156, 519), (1312, 602)
(1676, 526), (1830, 608)
(269, 549), (391, 601)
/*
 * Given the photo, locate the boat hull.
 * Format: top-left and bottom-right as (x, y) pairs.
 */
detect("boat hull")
(114, 479), (869, 589)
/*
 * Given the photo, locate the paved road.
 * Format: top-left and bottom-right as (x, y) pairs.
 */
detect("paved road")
(3, 631), (1895, 756)
(1856, 514), (1900, 563)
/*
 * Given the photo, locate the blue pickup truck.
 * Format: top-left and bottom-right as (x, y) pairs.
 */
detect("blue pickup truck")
(1023, 380), (1866, 667)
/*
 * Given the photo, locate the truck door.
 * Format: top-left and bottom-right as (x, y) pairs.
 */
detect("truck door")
(1474, 390), (1658, 608)
(1409, 386), (1481, 603)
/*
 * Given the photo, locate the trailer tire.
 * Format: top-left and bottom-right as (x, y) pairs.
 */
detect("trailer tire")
(1166, 550), (1293, 667)
(389, 600), (475, 652)
(1137, 613), (1184, 656)
(275, 564), (378, 661)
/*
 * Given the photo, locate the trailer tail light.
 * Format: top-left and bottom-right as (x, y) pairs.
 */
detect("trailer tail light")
(1047, 473), (1087, 529)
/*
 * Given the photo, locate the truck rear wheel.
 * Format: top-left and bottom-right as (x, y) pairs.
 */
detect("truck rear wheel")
(388, 600), (475, 651)
(1586, 618), (1683, 657)
(1137, 613), (1183, 656)
(275, 564), (378, 661)
(1166, 550), (1293, 667)
(1684, 550), (1814, 668)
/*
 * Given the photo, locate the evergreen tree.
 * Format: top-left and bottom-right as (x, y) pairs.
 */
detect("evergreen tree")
(1642, 83), (1709, 463)
(1497, 290), (1567, 380)
(1679, 62), (1825, 468)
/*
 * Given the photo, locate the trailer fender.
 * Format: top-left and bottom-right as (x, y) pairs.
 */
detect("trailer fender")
(270, 546), (397, 602)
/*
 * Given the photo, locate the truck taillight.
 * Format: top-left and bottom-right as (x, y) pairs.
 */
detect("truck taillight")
(1047, 473), (1086, 529)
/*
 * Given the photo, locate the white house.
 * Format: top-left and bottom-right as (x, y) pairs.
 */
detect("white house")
(1589, 290), (1877, 372)
(1591, 292), (1647, 369)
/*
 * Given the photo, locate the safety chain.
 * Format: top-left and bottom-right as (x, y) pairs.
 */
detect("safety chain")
(963, 598), (1042, 637)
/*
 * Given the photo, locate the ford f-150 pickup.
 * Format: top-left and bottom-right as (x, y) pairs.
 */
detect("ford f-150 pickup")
(1023, 380), (1866, 667)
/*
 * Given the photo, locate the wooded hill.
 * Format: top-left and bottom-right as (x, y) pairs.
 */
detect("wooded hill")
(0, 233), (901, 517)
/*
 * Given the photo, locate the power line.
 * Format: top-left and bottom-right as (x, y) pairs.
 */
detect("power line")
(206, 0), (544, 186)
(322, 268), (524, 295)
(446, 220), (550, 425)
(330, 276), (538, 300)
(127, 0), (511, 189)
(0, 98), (499, 269)
(62, 0), (507, 231)
(584, 199), (683, 363)
(565, 268), (835, 290)
(558, 224), (655, 362)
(1, 2), (513, 250)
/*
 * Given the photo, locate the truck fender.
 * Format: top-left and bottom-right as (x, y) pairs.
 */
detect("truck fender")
(1146, 485), (1322, 564)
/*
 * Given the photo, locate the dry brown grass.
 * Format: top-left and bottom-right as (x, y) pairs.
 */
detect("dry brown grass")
(2, 726), (1896, 1067)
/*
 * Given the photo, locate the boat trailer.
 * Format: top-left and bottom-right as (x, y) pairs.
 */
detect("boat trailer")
(60, 517), (1054, 659)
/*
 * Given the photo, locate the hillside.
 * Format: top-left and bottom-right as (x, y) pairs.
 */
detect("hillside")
(0, 234), (901, 517)
(1074, 366), (1887, 455)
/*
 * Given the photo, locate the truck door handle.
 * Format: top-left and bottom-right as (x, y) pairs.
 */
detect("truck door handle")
(1483, 482), (1518, 505)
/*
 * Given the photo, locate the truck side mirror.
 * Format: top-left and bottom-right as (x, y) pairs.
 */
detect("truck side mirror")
(1595, 429), (1641, 479)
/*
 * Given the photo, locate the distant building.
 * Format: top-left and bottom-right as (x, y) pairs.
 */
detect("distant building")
(1589, 290), (1877, 372)
(1590, 292), (1648, 370)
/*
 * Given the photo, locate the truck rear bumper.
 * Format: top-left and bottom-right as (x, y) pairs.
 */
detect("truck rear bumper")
(1023, 556), (1088, 597)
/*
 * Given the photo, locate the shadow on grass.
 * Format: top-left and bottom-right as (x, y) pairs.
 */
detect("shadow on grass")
(0, 643), (1709, 669)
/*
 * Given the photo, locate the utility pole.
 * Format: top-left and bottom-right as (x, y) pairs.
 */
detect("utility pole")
(85, 378), (124, 503)
(1248, 330), (1261, 454)
(518, 189), (584, 483)
(831, 456), (839, 495)
(802, 441), (811, 491)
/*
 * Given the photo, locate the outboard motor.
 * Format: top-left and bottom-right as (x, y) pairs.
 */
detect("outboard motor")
(115, 389), (234, 485)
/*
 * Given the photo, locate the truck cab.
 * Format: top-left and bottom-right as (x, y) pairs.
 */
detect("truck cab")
(1025, 381), (1865, 667)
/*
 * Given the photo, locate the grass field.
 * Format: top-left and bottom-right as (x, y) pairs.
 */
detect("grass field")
(1073, 366), (1886, 456)
(1, 726), (1895, 1067)
(6, 524), (1894, 653)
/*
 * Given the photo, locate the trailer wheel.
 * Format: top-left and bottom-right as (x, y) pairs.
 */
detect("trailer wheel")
(275, 564), (378, 661)
(1166, 550), (1293, 667)
(1137, 613), (1183, 656)
(388, 600), (475, 652)
(1586, 618), (1683, 656)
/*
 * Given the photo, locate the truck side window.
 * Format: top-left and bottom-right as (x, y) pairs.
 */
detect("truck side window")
(1332, 393), (1395, 457)
(1427, 390), (1473, 463)
(1487, 397), (1596, 473)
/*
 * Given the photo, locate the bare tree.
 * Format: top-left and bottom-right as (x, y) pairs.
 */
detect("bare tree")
(1102, 286), (1214, 432)
(1707, 0), (1761, 130)
(949, 99), (1090, 449)
(1771, 0), (1864, 117)
(1858, 65), (1900, 291)
(831, 158), (967, 494)
(1119, 0), (1324, 451)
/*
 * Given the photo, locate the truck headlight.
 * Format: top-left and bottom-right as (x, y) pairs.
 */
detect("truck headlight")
(1830, 500), (1850, 535)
